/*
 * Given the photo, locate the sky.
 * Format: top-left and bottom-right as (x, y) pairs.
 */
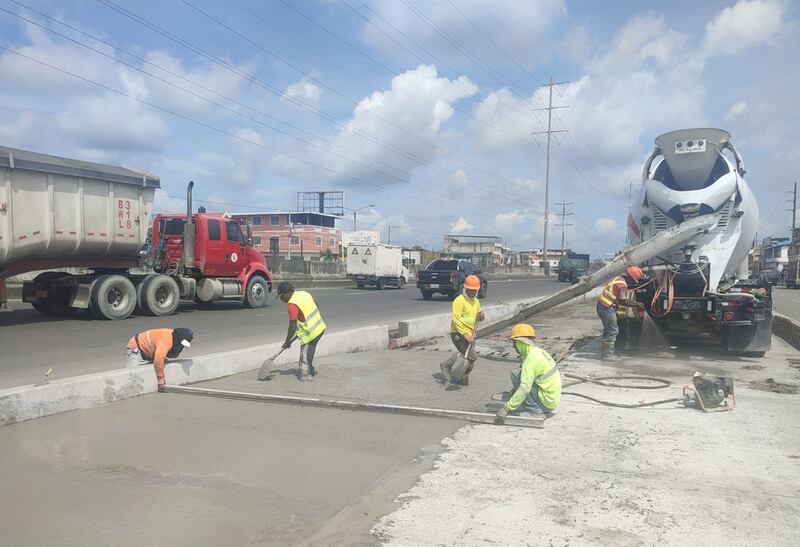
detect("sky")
(0, 0), (797, 258)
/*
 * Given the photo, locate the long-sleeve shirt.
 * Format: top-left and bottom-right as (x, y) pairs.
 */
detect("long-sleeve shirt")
(505, 344), (561, 412)
(450, 294), (481, 336)
(126, 328), (174, 384)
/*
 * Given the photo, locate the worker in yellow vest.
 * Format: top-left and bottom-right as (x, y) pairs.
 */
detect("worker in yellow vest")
(495, 323), (560, 423)
(278, 282), (326, 380)
(596, 266), (645, 361)
(440, 275), (485, 386)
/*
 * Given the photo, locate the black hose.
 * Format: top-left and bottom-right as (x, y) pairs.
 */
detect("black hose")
(560, 372), (682, 408)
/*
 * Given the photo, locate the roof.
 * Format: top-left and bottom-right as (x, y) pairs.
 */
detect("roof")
(230, 211), (340, 219)
(0, 145), (160, 188)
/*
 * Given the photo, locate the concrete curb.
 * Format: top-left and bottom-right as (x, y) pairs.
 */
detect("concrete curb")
(773, 312), (800, 351)
(0, 324), (387, 426)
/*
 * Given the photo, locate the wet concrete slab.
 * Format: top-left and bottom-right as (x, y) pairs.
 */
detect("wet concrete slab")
(0, 391), (457, 547)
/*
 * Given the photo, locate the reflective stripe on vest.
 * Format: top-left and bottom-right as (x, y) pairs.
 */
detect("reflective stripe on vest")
(597, 276), (627, 308)
(289, 290), (326, 344)
(536, 365), (559, 384)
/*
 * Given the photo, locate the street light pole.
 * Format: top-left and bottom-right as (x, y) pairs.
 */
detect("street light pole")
(350, 204), (375, 231)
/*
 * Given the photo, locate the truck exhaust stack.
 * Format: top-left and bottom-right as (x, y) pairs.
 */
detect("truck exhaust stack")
(184, 180), (195, 271)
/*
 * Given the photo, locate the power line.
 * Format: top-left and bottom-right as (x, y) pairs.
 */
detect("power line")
(555, 195), (574, 253)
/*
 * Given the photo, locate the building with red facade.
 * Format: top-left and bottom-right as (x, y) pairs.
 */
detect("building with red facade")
(231, 212), (341, 260)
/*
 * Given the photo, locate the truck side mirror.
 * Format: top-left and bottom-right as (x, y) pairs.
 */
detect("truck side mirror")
(246, 237), (253, 247)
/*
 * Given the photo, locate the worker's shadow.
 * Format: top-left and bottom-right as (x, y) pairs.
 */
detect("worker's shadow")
(431, 372), (466, 391)
(258, 367), (300, 381)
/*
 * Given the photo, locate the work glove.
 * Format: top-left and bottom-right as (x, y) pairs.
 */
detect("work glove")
(158, 383), (167, 393)
(495, 407), (508, 425)
(477, 311), (486, 322)
(282, 340), (292, 350)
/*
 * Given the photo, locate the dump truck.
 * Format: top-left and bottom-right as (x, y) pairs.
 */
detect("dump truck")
(557, 253), (590, 283)
(0, 146), (272, 319)
(346, 243), (409, 289)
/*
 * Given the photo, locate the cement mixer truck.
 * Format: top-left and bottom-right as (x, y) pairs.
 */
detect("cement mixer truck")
(0, 146), (272, 320)
(488, 128), (771, 358)
(620, 128), (772, 356)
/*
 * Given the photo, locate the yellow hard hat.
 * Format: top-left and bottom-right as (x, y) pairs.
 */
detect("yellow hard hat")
(510, 323), (536, 339)
(464, 275), (481, 290)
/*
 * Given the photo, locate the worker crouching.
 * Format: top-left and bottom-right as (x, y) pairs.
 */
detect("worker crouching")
(440, 275), (485, 386)
(126, 328), (194, 391)
(495, 323), (560, 424)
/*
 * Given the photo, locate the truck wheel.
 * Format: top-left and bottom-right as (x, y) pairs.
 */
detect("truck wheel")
(398, 277), (405, 289)
(478, 282), (487, 299)
(90, 274), (137, 320)
(141, 274), (181, 316)
(422, 290), (432, 301)
(245, 275), (269, 309)
(376, 278), (386, 290)
(30, 272), (76, 316)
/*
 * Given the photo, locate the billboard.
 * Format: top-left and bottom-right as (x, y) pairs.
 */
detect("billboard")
(296, 191), (345, 217)
(342, 230), (381, 247)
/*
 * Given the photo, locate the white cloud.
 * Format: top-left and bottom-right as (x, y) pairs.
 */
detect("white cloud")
(494, 210), (535, 228)
(450, 216), (474, 234)
(447, 168), (470, 197)
(726, 100), (748, 121)
(703, 0), (787, 57)
(594, 217), (619, 234)
(152, 189), (187, 214)
(283, 78), (322, 109)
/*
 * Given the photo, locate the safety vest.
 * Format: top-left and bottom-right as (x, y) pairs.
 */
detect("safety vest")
(289, 290), (326, 344)
(597, 276), (628, 308)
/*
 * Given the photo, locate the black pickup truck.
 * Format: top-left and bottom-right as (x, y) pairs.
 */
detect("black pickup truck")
(416, 259), (487, 300)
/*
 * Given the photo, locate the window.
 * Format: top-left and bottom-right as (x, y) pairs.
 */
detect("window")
(314, 226), (322, 233)
(160, 218), (185, 236)
(207, 219), (220, 241)
(290, 235), (300, 245)
(225, 221), (240, 243)
(315, 236), (322, 246)
(252, 236), (262, 246)
(270, 215), (280, 226)
(252, 215), (261, 226)
(329, 238), (336, 247)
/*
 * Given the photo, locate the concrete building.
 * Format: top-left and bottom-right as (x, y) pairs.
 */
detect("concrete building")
(760, 236), (790, 272)
(443, 235), (507, 267)
(525, 248), (567, 269)
(232, 212), (341, 260)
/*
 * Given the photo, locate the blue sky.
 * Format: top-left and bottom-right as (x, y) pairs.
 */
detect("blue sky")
(0, 0), (796, 257)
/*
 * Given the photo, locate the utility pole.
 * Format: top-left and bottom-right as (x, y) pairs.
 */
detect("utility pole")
(555, 194), (574, 256)
(531, 78), (569, 275)
(387, 225), (399, 244)
(791, 182), (797, 234)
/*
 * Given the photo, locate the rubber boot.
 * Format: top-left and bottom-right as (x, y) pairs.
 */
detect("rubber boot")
(439, 355), (455, 384)
(459, 359), (476, 386)
(603, 341), (621, 362)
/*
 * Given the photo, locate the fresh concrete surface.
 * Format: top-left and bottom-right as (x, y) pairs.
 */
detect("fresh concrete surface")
(0, 325), (389, 426)
(0, 393), (458, 547)
(372, 316), (800, 545)
(0, 278), (559, 390)
(773, 286), (800, 321)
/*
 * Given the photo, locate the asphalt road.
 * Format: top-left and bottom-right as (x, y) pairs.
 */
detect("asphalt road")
(0, 278), (560, 389)
(773, 287), (800, 321)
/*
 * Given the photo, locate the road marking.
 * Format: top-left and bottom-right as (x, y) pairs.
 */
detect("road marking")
(347, 292), (374, 296)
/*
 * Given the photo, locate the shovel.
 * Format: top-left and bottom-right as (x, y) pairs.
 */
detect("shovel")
(257, 336), (297, 380)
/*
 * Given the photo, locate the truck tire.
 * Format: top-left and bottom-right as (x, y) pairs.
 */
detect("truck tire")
(140, 274), (181, 316)
(244, 275), (269, 309)
(90, 274), (137, 320)
(422, 290), (432, 301)
(478, 282), (487, 299)
(398, 277), (405, 289)
(376, 278), (386, 290)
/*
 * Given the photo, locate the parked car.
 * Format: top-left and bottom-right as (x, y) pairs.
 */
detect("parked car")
(416, 259), (487, 300)
(757, 269), (780, 285)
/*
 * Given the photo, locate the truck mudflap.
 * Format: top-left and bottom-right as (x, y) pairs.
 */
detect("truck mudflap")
(723, 310), (773, 354)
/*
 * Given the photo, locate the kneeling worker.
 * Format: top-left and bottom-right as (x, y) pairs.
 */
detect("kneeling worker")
(277, 281), (326, 380)
(126, 328), (194, 391)
(440, 275), (485, 386)
(495, 323), (560, 423)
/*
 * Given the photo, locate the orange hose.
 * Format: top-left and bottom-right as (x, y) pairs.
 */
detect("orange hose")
(650, 270), (674, 318)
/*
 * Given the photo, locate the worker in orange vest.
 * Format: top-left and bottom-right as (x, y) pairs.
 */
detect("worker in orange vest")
(126, 328), (194, 391)
(596, 266), (645, 361)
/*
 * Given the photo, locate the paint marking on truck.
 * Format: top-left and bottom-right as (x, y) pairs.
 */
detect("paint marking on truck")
(18, 234), (27, 240)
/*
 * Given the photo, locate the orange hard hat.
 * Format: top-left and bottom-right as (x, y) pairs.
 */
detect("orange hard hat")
(510, 323), (536, 339)
(627, 266), (643, 282)
(464, 275), (481, 290)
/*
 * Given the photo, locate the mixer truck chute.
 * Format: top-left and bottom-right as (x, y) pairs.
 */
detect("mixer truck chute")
(0, 146), (272, 319)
